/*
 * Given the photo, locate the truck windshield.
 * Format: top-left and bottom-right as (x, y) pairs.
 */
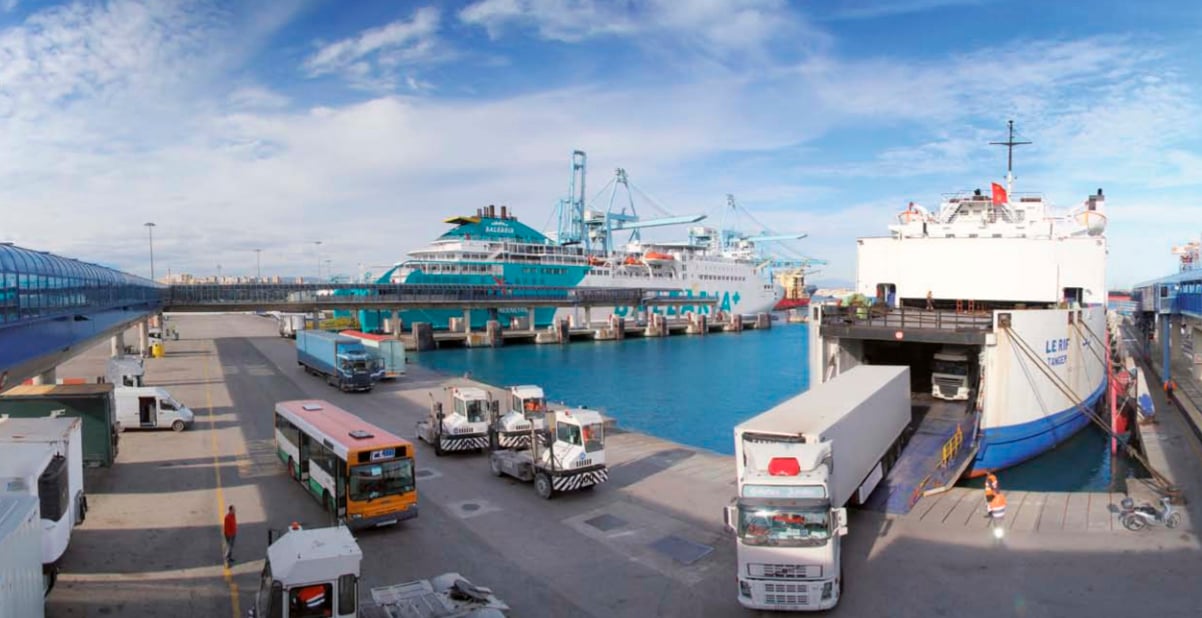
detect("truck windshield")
(582, 422), (604, 453)
(933, 361), (968, 376)
(349, 459), (415, 501)
(522, 398), (547, 415)
(464, 400), (486, 423)
(738, 506), (831, 547)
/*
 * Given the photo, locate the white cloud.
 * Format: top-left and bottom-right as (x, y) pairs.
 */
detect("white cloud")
(0, 0), (1197, 290)
(458, 0), (818, 61)
(302, 7), (444, 91)
(823, 0), (988, 20)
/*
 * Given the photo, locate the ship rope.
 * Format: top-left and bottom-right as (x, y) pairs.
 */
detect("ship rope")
(1004, 326), (1175, 494)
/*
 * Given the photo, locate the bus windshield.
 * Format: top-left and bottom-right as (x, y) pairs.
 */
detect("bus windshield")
(738, 506), (831, 547)
(349, 458), (414, 502)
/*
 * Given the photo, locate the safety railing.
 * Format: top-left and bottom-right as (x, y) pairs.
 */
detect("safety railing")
(939, 425), (964, 469)
(819, 306), (994, 331)
(164, 283), (715, 309)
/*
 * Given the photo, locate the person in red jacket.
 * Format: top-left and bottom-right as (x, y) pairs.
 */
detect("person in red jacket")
(223, 505), (237, 565)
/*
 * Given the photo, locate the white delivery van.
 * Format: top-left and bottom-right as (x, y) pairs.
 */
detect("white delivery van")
(113, 387), (195, 432)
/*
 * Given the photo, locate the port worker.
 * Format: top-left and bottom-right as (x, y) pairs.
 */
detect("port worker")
(223, 505), (237, 565)
(986, 492), (1007, 521)
(984, 472), (999, 501)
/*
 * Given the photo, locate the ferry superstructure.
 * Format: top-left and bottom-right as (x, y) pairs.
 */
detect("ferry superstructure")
(809, 148), (1109, 473)
(386, 204), (780, 329)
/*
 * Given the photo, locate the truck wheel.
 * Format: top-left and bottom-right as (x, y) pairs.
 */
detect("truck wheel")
(490, 456), (504, 477)
(172, 420), (186, 432)
(534, 473), (554, 500)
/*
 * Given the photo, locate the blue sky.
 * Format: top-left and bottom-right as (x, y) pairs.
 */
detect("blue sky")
(1, 0), (1200, 287)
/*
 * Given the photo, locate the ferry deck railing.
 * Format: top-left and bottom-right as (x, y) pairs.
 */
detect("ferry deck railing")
(819, 306), (994, 332)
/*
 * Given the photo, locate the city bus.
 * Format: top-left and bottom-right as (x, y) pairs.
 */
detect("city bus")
(273, 400), (417, 529)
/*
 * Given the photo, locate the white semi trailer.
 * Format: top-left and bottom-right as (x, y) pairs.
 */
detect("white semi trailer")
(725, 365), (911, 611)
(0, 494), (44, 616)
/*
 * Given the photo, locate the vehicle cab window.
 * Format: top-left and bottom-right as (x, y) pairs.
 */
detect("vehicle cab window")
(289, 583), (333, 617)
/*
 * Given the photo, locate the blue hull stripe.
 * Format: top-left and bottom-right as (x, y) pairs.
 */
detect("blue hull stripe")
(972, 378), (1107, 473)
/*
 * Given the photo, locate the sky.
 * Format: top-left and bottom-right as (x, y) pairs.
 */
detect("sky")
(1, 0), (1200, 288)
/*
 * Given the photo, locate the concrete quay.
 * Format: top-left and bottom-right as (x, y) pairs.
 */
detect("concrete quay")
(38, 314), (1202, 618)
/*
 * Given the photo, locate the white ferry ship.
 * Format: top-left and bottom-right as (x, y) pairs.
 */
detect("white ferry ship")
(377, 204), (778, 329)
(810, 133), (1109, 474)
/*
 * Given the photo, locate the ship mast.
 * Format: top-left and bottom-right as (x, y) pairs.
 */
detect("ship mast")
(989, 119), (1031, 195)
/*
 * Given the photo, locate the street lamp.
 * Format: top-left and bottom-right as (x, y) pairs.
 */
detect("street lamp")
(254, 249), (262, 282)
(314, 241), (322, 281)
(144, 222), (156, 281)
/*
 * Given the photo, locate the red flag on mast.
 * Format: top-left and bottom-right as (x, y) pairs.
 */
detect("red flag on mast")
(991, 182), (1008, 205)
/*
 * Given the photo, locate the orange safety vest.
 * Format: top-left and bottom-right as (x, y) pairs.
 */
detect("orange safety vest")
(987, 493), (1007, 517)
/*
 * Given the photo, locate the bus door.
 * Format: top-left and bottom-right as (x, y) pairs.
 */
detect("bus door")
(298, 433), (311, 481)
(335, 466), (347, 518)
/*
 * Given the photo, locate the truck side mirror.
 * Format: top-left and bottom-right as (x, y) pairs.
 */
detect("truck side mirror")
(723, 505), (737, 533)
(835, 507), (849, 536)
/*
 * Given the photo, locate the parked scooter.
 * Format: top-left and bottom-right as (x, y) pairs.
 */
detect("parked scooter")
(1119, 496), (1181, 531)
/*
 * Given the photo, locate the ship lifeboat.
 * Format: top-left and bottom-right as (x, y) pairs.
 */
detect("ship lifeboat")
(587, 256), (608, 266)
(896, 202), (926, 224)
(1075, 210), (1107, 236)
(644, 251), (675, 264)
(623, 255), (642, 266)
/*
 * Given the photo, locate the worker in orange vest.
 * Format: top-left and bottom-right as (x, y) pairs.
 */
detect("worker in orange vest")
(984, 472), (999, 501)
(986, 491), (1007, 521)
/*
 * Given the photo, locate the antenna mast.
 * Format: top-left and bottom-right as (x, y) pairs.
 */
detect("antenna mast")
(989, 119), (1031, 194)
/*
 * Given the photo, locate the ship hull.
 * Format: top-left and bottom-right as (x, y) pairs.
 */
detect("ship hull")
(968, 305), (1108, 475)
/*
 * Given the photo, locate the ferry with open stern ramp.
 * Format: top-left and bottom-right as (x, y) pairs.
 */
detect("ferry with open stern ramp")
(809, 124), (1109, 475)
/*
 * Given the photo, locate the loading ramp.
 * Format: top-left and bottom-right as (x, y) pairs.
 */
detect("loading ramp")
(862, 395), (979, 515)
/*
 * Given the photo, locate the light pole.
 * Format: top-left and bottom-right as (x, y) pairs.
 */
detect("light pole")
(144, 222), (156, 281)
(254, 249), (262, 282)
(314, 241), (322, 281)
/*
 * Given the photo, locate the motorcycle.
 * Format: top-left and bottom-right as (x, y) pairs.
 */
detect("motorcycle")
(1119, 496), (1182, 531)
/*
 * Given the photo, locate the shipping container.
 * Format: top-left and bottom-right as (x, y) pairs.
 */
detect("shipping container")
(0, 384), (118, 467)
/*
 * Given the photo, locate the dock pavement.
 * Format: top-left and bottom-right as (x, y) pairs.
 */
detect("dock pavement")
(39, 314), (1202, 618)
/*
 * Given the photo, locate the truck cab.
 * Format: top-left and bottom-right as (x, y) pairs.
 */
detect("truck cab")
(251, 525), (361, 618)
(931, 348), (971, 401)
(489, 408), (608, 499)
(250, 524), (509, 618)
(490, 385), (548, 450)
(113, 387), (195, 432)
(417, 387), (492, 455)
(725, 442), (849, 611)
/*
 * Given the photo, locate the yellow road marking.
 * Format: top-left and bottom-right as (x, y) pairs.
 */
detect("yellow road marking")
(204, 348), (241, 617)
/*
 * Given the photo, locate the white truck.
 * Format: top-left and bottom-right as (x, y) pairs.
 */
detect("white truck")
(930, 347), (971, 401)
(0, 433), (85, 594)
(106, 356), (145, 387)
(488, 408), (607, 499)
(279, 314), (308, 339)
(0, 494), (44, 616)
(113, 386), (195, 432)
(488, 385), (548, 451)
(724, 365), (910, 612)
(247, 524), (508, 618)
(416, 387), (492, 456)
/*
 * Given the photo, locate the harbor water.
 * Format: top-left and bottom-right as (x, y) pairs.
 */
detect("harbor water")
(414, 323), (1126, 491)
